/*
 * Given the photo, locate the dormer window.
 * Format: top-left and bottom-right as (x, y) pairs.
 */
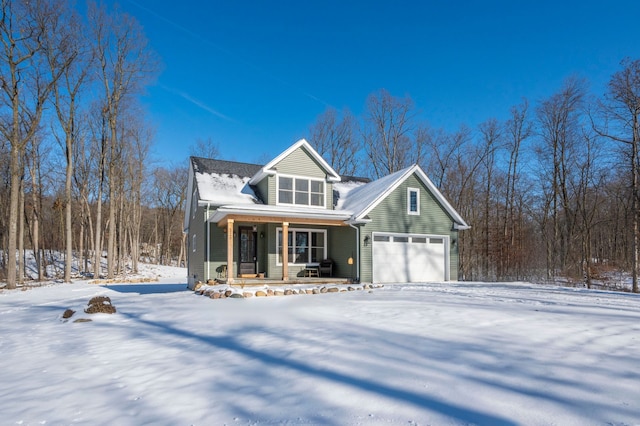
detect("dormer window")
(278, 175), (325, 207)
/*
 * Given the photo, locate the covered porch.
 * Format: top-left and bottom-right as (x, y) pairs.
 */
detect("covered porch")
(209, 205), (358, 284)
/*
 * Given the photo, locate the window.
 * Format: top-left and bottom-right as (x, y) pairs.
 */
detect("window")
(407, 188), (420, 215)
(277, 228), (326, 264)
(278, 175), (325, 207)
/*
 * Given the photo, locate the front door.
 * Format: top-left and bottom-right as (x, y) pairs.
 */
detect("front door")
(238, 227), (257, 276)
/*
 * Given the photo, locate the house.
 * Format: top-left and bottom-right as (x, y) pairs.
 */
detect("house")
(184, 139), (469, 288)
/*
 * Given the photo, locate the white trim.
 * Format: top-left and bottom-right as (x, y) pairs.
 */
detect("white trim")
(276, 173), (326, 208)
(248, 139), (341, 185)
(275, 227), (328, 266)
(208, 204), (352, 224)
(407, 187), (420, 215)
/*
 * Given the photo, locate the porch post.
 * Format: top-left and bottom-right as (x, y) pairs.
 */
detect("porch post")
(282, 221), (289, 281)
(227, 219), (234, 283)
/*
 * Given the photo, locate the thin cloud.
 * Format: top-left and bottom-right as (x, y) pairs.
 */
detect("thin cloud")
(160, 83), (237, 123)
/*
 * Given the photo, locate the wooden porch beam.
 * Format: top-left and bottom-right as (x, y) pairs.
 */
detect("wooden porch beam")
(226, 219), (234, 284)
(218, 215), (347, 228)
(282, 221), (288, 281)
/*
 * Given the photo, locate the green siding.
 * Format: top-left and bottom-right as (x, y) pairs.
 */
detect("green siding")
(328, 227), (358, 279)
(326, 182), (334, 210)
(358, 173), (460, 282)
(265, 175), (276, 205)
(186, 203), (206, 287)
(255, 179), (269, 204)
(273, 146), (327, 178)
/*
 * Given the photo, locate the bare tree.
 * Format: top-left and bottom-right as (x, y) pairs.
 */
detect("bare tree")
(362, 89), (426, 178)
(152, 167), (187, 265)
(478, 118), (502, 279)
(88, 1), (157, 278)
(46, 3), (88, 282)
(0, 0), (70, 288)
(536, 77), (585, 279)
(500, 99), (531, 279)
(189, 137), (220, 159)
(308, 107), (360, 176)
(594, 58), (640, 293)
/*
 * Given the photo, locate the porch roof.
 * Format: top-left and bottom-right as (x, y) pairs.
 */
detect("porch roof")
(209, 204), (353, 227)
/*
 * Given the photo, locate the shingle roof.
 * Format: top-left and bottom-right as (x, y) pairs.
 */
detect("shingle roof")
(191, 157), (263, 178)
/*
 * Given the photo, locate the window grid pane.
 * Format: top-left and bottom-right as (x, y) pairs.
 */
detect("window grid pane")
(277, 229), (326, 264)
(279, 177), (324, 207)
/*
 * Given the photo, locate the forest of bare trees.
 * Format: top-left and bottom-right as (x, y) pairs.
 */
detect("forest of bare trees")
(0, 0), (186, 289)
(310, 76), (640, 292)
(1, 0), (639, 293)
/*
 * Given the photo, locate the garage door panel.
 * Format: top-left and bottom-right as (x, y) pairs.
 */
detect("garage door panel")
(373, 234), (446, 283)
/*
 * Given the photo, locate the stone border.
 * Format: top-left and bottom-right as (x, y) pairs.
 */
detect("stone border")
(193, 282), (384, 300)
(88, 277), (159, 285)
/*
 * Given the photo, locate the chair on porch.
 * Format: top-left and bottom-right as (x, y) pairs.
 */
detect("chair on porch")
(319, 258), (333, 277)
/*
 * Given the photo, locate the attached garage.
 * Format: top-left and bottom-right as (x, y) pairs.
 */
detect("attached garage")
(372, 233), (449, 283)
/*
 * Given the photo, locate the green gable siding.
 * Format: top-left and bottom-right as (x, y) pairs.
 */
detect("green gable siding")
(255, 178), (269, 204)
(358, 173), (460, 282)
(273, 146), (327, 178)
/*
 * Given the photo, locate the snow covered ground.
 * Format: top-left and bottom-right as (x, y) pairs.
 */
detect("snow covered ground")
(1, 265), (639, 425)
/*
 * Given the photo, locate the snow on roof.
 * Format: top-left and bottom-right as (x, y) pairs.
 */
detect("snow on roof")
(333, 180), (368, 210)
(338, 167), (412, 218)
(195, 172), (259, 205)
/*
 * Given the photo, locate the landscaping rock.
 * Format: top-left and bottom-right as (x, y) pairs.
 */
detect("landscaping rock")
(62, 309), (75, 319)
(274, 290), (284, 296)
(327, 287), (339, 293)
(243, 292), (253, 298)
(255, 290), (268, 297)
(312, 288), (319, 294)
(229, 293), (244, 299)
(85, 296), (116, 314)
(320, 287), (328, 293)
(224, 290), (233, 297)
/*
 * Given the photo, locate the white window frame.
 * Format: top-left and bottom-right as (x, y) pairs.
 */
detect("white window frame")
(276, 227), (327, 265)
(276, 173), (326, 208)
(407, 187), (420, 215)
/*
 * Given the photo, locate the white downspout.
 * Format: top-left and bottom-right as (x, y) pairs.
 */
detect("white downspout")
(206, 203), (211, 282)
(348, 222), (360, 282)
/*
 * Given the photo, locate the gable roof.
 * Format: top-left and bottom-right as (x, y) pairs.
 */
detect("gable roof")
(339, 165), (470, 229)
(248, 139), (341, 185)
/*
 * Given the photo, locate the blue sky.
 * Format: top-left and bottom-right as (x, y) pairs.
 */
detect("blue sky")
(115, 0), (640, 166)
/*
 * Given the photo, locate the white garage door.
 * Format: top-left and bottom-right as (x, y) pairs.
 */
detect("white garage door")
(372, 233), (448, 283)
